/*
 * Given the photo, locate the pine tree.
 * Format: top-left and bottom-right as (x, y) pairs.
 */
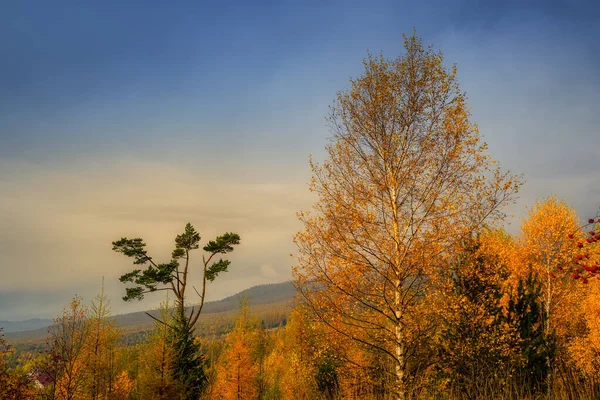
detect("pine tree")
(506, 267), (555, 392)
(437, 239), (517, 394)
(113, 223), (240, 398)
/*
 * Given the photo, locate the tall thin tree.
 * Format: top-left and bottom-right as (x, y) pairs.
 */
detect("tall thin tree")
(113, 223), (240, 399)
(294, 33), (521, 399)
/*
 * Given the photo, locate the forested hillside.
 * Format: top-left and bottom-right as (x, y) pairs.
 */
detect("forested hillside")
(4, 281), (295, 344)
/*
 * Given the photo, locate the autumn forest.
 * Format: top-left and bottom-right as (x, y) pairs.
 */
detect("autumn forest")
(2, 34), (600, 400)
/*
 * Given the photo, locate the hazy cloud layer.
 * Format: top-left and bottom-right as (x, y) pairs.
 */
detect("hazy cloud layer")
(0, 159), (312, 319)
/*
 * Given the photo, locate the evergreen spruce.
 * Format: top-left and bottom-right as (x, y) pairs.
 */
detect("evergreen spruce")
(506, 267), (556, 392)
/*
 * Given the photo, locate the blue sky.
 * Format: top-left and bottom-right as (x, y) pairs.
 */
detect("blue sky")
(1, 0), (599, 320)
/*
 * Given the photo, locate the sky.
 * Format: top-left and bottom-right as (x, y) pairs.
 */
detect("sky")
(1, 0), (599, 320)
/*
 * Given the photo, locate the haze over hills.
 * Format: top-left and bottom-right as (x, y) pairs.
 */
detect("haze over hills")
(0, 319), (54, 333)
(4, 281), (297, 343)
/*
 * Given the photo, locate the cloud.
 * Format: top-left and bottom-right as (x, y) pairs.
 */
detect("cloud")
(259, 264), (282, 280)
(0, 157), (313, 319)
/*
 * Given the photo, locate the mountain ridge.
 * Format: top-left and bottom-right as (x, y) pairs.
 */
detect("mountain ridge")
(0, 318), (54, 333)
(3, 280), (296, 342)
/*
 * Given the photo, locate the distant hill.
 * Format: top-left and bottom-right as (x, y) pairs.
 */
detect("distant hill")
(198, 280), (297, 312)
(5, 281), (297, 344)
(0, 318), (54, 333)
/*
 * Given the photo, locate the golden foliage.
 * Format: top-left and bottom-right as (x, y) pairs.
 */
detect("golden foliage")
(263, 307), (320, 400)
(84, 281), (121, 399)
(211, 302), (260, 400)
(49, 296), (90, 400)
(136, 301), (178, 399)
(0, 330), (35, 399)
(294, 33), (521, 397)
(110, 370), (135, 399)
(518, 197), (588, 344)
(569, 279), (600, 375)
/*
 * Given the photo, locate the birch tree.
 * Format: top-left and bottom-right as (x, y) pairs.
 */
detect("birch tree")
(519, 197), (583, 338)
(48, 296), (90, 400)
(519, 197), (597, 392)
(293, 33), (521, 399)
